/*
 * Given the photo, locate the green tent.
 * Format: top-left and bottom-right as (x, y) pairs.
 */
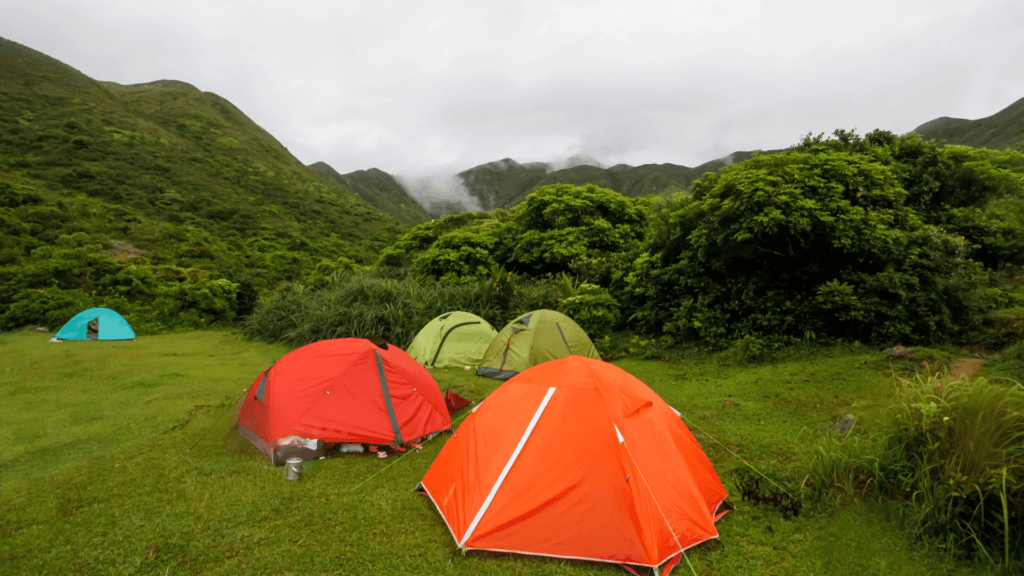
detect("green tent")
(406, 312), (499, 368)
(476, 310), (600, 380)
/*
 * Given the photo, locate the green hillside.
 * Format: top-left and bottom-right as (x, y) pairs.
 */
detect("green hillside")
(309, 162), (432, 225)
(0, 36), (402, 332)
(456, 158), (548, 210)
(912, 95), (1024, 151)
(457, 151), (784, 210)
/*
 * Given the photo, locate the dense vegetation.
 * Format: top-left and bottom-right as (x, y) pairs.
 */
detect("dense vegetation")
(308, 162), (432, 225)
(809, 368), (1023, 567)
(0, 37), (403, 333)
(629, 131), (1024, 348)
(347, 130), (1024, 352)
(455, 151), (784, 211)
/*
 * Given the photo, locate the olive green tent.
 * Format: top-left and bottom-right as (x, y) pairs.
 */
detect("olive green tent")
(476, 310), (600, 380)
(406, 312), (499, 368)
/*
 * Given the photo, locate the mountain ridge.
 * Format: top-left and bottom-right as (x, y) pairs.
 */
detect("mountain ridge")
(910, 95), (1024, 152)
(0, 35), (402, 285)
(308, 162), (432, 225)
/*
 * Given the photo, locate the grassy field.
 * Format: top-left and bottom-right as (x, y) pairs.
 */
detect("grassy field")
(0, 330), (994, 575)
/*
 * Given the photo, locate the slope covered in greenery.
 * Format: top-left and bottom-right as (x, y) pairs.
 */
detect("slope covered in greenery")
(309, 162), (432, 225)
(0, 36), (402, 332)
(912, 95), (1024, 152)
(457, 151), (785, 210)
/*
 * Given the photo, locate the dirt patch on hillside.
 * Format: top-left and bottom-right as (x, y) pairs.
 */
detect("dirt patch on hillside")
(104, 241), (146, 260)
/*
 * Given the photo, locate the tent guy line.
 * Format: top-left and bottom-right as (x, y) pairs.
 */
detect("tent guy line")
(677, 411), (796, 501)
(346, 405), (473, 491)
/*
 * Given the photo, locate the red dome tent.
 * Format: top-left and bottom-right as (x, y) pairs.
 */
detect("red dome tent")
(417, 356), (728, 575)
(236, 338), (451, 463)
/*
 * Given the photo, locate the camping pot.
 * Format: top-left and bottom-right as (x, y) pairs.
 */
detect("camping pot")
(284, 457), (304, 481)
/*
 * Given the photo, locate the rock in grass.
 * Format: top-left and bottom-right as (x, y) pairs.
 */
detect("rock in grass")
(882, 346), (914, 358)
(829, 414), (855, 432)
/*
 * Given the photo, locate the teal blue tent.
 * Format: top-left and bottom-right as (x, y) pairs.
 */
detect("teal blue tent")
(55, 308), (136, 341)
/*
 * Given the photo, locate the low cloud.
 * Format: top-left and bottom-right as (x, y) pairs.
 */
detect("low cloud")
(543, 153), (607, 172)
(393, 174), (483, 215)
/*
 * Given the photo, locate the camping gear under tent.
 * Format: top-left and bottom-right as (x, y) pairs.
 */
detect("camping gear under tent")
(54, 307), (136, 341)
(236, 338), (452, 464)
(476, 309), (599, 380)
(406, 311), (498, 368)
(418, 355), (728, 575)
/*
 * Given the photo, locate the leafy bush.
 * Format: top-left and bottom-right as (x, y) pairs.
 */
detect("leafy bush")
(410, 226), (501, 283)
(627, 149), (993, 348)
(625, 335), (674, 359)
(0, 287), (91, 330)
(511, 183), (647, 276)
(792, 130), (1024, 269)
(375, 212), (491, 268)
(733, 334), (767, 363)
(556, 282), (620, 341)
(806, 373), (1024, 568)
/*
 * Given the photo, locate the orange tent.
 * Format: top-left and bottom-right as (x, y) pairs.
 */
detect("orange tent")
(417, 356), (728, 574)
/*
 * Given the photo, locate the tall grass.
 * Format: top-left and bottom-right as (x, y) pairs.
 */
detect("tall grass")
(240, 271), (506, 348)
(806, 371), (1024, 569)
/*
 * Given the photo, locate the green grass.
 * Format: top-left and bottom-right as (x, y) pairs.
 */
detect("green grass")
(0, 331), (989, 575)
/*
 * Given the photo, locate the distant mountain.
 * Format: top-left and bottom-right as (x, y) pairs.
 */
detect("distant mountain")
(455, 151), (783, 211)
(457, 159), (550, 210)
(309, 162), (431, 225)
(911, 96), (1024, 152)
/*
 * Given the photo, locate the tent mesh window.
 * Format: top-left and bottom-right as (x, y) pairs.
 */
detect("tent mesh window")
(254, 369), (270, 402)
(86, 318), (99, 340)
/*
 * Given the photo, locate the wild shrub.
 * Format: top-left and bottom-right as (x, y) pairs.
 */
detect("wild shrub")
(511, 184), (647, 276)
(241, 271), (505, 348)
(556, 281), (620, 341)
(984, 342), (1024, 385)
(0, 286), (91, 330)
(410, 226), (501, 283)
(806, 373), (1024, 568)
(624, 335), (674, 359)
(733, 334), (767, 363)
(505, 275), (563, 316)
(627, 149), (994, 348)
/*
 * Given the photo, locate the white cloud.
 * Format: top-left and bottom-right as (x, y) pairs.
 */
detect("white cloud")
(393, 174), (483, 213)
(1, 0), (1021, 178)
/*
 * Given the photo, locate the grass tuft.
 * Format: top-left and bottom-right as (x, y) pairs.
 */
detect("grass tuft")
(806, 369), (1024, 569)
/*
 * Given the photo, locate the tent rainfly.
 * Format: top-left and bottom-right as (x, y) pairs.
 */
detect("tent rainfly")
(476, 310), (599, 380)
(54, 307), (136, 341)
(406, 311), (498, 368)
(418, 355), (728, 575)
(236, 338), (452, 464)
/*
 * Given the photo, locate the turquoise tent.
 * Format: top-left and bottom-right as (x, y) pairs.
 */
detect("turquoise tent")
(55, 308), (136, 341)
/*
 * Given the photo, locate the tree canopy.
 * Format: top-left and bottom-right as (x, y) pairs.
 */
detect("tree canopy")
(626, 145), (1003, 346)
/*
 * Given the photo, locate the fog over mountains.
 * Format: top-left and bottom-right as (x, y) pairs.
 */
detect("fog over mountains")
(366, 93), (1024, 218)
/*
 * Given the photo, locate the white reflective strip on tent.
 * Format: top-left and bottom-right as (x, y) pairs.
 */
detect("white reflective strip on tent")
(459, 386), (556, 547)
(670, 406), (681, 417)
(614, 423), (625, 443)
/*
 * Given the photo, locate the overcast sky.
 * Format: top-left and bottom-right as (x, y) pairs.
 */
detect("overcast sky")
(3, 0), (1023, 179)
